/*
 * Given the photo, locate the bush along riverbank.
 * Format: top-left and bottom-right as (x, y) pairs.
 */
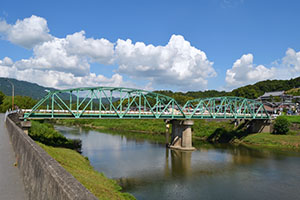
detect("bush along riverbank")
(29, 121), (135, 200)
(55, 117), (300, 150)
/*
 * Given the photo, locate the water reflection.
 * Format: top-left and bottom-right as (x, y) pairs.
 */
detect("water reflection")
(55, 125), (300, 200)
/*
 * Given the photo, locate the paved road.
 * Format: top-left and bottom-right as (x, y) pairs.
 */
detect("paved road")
(0, 114), (27, 199)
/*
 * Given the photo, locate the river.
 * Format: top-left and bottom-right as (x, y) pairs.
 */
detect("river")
(55, 125), (300, 200)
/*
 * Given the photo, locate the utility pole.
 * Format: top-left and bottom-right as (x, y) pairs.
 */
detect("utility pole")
(7, 79), (14, 110)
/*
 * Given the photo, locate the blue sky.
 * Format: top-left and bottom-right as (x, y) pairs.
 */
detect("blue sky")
(0, 0), (300, 91)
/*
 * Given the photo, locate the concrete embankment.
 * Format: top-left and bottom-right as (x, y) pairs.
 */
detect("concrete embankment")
(5, 114), (98, 200)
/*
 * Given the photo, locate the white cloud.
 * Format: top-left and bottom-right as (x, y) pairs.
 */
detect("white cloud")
(0, 57), (125, 89)
(15, 37), (90, 76)
(115, 35), (216, 90)
(0, 16), (217, 91)
(0, 57), (13, 66)
(66, 31), (114, 65)
(225, 54), (275, 88)
(282, 48), (300, 73)
(0, 15), (52, 48)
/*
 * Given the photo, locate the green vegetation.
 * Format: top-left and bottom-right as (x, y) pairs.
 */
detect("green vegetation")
(242, 132), (300, 149)
(155, 77), (300, 103)
(29, 121), (81, 150)
(286, 88), (300, 96)
(273, 116), (290, 135)
(281, 115), (300, 124)
(38, 142), (135, 200)
(0, 95), (37, 112)
(0, 77), (56, 100)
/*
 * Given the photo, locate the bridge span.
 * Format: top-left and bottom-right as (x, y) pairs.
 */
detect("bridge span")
(21, 87), (270, 150)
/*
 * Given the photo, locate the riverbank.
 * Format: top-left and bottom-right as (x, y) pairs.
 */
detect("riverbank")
(55, 118), (235, 140)
(29, 122), (135, 200)
(55, 118), (300, 150)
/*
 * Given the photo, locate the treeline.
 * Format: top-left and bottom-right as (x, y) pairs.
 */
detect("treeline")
(0, 91), (37, 112)
(155, 77), (300, 103)
(1, 77), (300, 110)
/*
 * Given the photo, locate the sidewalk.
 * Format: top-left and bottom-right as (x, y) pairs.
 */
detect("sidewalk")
(0, 114), (27, 200)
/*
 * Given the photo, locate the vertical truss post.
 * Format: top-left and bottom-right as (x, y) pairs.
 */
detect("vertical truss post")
(69, 91), (72, 110)
(76, 90), (79, 118)
(47, 97), (49, 110)
(120, 90), (122, 114)
(139, 92), (141, 118)
(51, 94), (54, 118)
(110, 90), (112, 112)
(90, 90), (93, 111)
(99, 90), (102, 118)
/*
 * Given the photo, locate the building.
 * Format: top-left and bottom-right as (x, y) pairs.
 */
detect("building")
(259, 91), (293, 103)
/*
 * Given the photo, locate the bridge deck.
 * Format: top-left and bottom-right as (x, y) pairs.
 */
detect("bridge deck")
(22, 109), (269, 119)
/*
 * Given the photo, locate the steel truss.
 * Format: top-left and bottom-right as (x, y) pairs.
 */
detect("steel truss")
(23, 88), (270, 120)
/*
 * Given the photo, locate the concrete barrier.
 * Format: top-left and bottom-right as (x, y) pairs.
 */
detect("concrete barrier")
(5, 115), (98, 200)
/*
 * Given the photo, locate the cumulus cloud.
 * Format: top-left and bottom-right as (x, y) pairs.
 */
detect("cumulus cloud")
(282, 48), (300, 73)
(225, 54), (275, 88)
(15, 37), (90, 76)
(0, 15), (52, 48)
(0, 16), (217, 91)
(0, 57), (125, 89)
(115, 35), (216, 90)
(66, 31), (114, 65)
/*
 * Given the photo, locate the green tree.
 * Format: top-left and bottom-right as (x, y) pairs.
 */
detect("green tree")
(0, 95), (37, 112)
(0, 91), (5, 105)
(273, 116), (290, 135)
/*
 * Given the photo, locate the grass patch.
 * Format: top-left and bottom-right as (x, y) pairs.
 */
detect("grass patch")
(281, 115), (300, 124)
(242, 132), (300, 149)
(38, 142), (135, 200)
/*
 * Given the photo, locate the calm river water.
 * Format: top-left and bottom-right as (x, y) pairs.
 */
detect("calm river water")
(55, 125), (300, 200)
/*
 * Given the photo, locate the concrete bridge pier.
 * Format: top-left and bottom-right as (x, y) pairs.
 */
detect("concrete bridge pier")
(169, 120), (195, 151)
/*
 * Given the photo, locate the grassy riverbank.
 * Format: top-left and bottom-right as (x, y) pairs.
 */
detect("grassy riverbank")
(242, 132), (300, 149)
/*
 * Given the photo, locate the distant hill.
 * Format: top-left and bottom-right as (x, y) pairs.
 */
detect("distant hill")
(155, 77), (300, 104)
(0, 76), (299, 103)
(0, 78), (118, 103)
(0, 78), (57, 99)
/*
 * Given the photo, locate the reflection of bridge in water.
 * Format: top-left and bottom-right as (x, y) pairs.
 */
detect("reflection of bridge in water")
(21, 87), (271, 150)
(117, 145), (267, 190)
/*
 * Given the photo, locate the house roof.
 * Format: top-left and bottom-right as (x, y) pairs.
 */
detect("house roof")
(260, 91), (285, 97)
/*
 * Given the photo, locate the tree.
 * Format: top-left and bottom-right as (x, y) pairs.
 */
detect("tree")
(0, 91), (5, 105)
(273, 116), (290, 135)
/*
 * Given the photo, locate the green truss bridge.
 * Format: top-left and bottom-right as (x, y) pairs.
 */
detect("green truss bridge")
(22, 86), (270, 120)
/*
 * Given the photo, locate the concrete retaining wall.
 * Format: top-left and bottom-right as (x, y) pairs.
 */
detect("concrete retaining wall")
(5, 115), (98, 200)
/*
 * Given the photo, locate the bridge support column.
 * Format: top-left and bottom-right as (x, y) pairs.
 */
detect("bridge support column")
(169, 120), (195, 151)
(20, 121), (31, 135)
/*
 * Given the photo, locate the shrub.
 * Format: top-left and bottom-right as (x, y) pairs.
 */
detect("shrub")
(273, 116), (290, 135)
(29, 121), (81, 151)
